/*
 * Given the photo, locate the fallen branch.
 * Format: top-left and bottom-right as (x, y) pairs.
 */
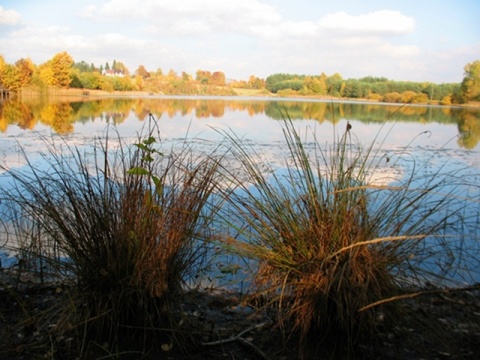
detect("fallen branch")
(202, 321), (271, 360)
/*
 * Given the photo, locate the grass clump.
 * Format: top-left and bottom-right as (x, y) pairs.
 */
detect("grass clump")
(218, 117), (479, 356)
(0, 117), (222, 357)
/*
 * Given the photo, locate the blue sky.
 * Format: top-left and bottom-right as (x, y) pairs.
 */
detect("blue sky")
(0, 0), (479, 83)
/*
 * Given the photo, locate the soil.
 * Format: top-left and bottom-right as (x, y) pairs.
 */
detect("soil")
(1, 269), (479, 360)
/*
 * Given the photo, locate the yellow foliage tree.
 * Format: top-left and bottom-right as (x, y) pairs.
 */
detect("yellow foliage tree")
(51, 51), (74, 88)
(38, 62), (55, 86)
(0, 64), (21, 91)
(15, 58), (35, 88)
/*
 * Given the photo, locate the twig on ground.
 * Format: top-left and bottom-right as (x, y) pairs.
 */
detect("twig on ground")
(202, 321), (271, 360)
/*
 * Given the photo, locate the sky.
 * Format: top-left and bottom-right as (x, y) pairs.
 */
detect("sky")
(0, 0), (479, 83)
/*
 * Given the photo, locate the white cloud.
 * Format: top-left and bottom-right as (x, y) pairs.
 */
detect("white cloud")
(81, 0), (282, 36)
(0, 6), (21, 25)
(10, 25), (70, 38)
(274, 21), (318, 39)
(318, 10), (414, 35)
(378, 43), (419, 57)
(0, 1), (472, 83)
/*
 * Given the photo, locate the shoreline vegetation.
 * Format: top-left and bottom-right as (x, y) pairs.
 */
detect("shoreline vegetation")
(1, 114), (479, 358)
(11, 87), (480, 109)
(9, 83), (480, 108)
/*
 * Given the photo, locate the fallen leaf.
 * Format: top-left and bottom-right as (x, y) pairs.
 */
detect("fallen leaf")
(161, 343), (172, 351)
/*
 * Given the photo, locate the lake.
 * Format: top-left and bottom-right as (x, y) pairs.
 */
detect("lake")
(1, 96), (479, 287)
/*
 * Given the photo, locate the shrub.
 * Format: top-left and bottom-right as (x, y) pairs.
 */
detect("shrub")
(366, 93), (383, 101)
(440, 95), (452, 105)
(400, 90), (417, 103)
(277, 88), (299, 97)
(383, 92), (402, 103)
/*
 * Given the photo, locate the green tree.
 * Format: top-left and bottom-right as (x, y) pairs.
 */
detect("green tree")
(113, 61), (129, 76)
(265, 73), (304, 93)
(460, 60), (480, 102)
(69, 68), (83, 88)
(73, 60), (91, 73)
(83, 71), (102, 89)
(326, 73), (343, 96)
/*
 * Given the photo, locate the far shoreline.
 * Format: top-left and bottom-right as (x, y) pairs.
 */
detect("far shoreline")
(13, 87), (480, 109)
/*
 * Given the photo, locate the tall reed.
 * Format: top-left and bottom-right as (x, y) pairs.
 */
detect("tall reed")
(0, 117), (223, 355)
(217, 117), (479, 355)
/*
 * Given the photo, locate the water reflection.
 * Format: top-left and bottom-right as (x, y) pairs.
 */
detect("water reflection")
(1, 96), (479, 149)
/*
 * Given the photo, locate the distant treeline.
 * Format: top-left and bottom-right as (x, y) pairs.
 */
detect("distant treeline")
(265, 73), (460, 105)
(1, 51), (479, 105)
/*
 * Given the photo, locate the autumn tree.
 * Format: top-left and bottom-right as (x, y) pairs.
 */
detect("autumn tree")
(248, 75), (265, 89)
(37, 62), (55, 86)
(210, 71), (226, 86)
(181, 72), (192, 82)
(304, 74), (327, 95)
(196, 70), (211, 84)
(0, 64), (21, 91)
(167, 69), (178, 81)
(50, 51), (74, 88)
(135, 65), (150, 79)
(14, 58), (34, 88)
(460, 60), (480, 102)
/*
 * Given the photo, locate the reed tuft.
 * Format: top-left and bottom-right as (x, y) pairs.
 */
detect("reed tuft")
(217, 116), (479, 356)
(0, 118), (222, 356)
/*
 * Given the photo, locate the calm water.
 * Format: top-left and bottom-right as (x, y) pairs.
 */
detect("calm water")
(1, 96), (479, 189)
(1, 96), (479, 286)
